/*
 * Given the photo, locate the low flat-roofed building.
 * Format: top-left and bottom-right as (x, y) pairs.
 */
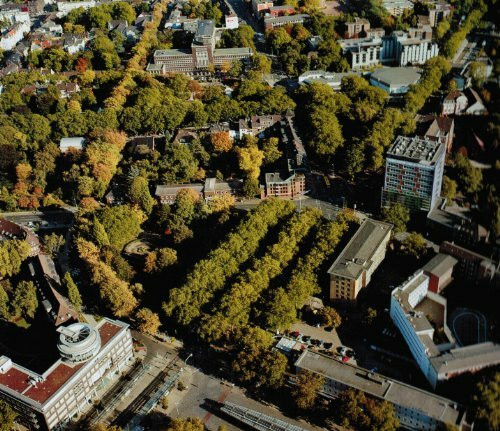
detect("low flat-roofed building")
(294, 350), (470, 430)
(422, 253), (457, 293)
(155, 183), (204, 205)
(327, 218), (392, 302)
(0, 318), (133, 431)
(59, 137), (85, 153)
(427, 200), (489, 247)
(298, 70), (361, 91)
(264, 14), (308, 29)
(440, 241), (499, 287)
(370, 67), (422, 95)
(203, 177), (242, 200)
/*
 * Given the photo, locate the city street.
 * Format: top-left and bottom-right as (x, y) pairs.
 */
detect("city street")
(223, 0), (261, 32)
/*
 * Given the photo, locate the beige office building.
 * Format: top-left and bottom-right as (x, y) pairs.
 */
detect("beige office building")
(327, 218), (392, 302)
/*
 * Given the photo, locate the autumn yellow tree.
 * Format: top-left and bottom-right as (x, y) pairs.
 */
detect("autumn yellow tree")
(210, 131), (233, 152)
(236, 145), (264, 179)
(135, 308), (161, 335)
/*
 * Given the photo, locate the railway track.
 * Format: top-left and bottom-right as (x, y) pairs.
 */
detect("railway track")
(112, 353), (181, 428)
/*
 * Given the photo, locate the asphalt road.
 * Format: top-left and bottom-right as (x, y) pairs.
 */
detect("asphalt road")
(1, 208), (76, 228)
(224, 0), (261, 32)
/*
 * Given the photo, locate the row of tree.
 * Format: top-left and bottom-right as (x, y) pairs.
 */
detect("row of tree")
(197, 208), (322, 342)
(163, 199), (295, 326)
(260, 210), (358, 330)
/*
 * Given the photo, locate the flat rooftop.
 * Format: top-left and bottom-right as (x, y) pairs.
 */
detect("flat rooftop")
(195, 19), (215, 38)
(295, 351), (464, 426)
(327, 218), (392, 280)
(0, 319), (126, 406)
(431, 342), (500, 375)
(370, 67), (422, 87)
(387, 135), (445, 165)
(422, 253), (457, 278)
(155, 184), (203, 196)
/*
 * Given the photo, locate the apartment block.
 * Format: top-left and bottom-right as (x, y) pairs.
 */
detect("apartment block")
(264, 14), (309, 29)
(294, 350), (471, 431)
(327, 218), (392, 302)
(0, 319), (133, 431)
(390, 269), (500, 389)
(147, 20), (252, 76)
(345, 17), (370, 38)
(381, 136), (446, 212)
(264, 171), (305, 198)
(382, 0), (414, 16)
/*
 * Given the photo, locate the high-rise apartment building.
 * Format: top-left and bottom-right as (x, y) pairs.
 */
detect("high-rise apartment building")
(382, 135), (446, 211)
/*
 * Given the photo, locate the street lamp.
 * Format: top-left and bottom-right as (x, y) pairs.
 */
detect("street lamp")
(296, 190), (310, 212)
(184, 353), (193, 366)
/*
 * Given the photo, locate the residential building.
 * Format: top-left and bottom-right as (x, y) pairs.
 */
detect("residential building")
(370, 67), (422, 95)
(0, 5), (30, 24)
(345, 17), (370, 38)
(298, 70), (361, 91)
(238, 114), (282, 139)
(442, 90), (468, 115)
(56, 0), (96, 16)
(0, 21), (30, 51)
(428, 1), (453, 27)
(416, 114), (455, 152)
(59, 137), (85, 152)
(442, 88), (487, 116)
(203, 177), (242, 200)
(427, 200), (489, 247)
(147, 20), (252, 76)
(63, 33), (86, 54)
(327, 218), (392, 302)
(381, 135), (446, 212)
(268, 5), (295, 17)
(56, 82), (80, 98)
(155, 183), (204, 204)
(264, 171), (305, 198)
(294, 350), (470, 431)
(155, 178), (241, 204)
(0, 318), (134, 431)
(0, 219), (40, 255)
(390, 269), (500, 389)
(382, 0), (414, 16)
(440, 241), (499, 287)
(135, 12), (153, 29)
(264, 14), (309, 29)
(422, 253), (457, 293)
(252, 0), (273, 16)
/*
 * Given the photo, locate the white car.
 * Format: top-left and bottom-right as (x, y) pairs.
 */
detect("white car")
(339, 346), (348, 356)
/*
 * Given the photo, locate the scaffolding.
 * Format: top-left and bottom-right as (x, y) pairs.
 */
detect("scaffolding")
(220, 402), (309, 431)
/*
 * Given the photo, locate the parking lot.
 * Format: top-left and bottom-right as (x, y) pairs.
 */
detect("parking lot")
(288, 322), (358, 365)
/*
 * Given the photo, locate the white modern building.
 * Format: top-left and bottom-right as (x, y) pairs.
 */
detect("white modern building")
(294, 350), (471, 430)
(381, 135), (446, 212)
(390, 269), (500, 389)
(0, 319), (134, 431)
(339, 29), (439, 69)
(382, 0), (414, 16)
(56, 0), (96, 16)
(298, 70), (361, 91)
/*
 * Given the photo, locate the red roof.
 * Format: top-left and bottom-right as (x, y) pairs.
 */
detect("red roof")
(0, 321), (124, 404)
(24, 362), (83, 403)
(0, 366), (31, 394)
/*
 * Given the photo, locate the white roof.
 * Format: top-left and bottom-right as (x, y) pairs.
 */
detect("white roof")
(59, 137), (85, 150)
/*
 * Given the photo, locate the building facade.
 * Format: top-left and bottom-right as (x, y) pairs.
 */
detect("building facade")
(294, 350), (470, 430)
(264, 14), (309, 29)
(381, 136), (446, 212)
(0, 319), (133, 431)
(147, 20), (252, 76)
(339, 29), (438, 69)
(327, 218), (392, 302)
(264, 172), (305, 198)
(391, 269), (500, 389)
(345, 17), (370, 38)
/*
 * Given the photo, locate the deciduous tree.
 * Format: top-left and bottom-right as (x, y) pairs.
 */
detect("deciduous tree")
(292, 371), (325, 410)
(135, 308), (161, 335)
